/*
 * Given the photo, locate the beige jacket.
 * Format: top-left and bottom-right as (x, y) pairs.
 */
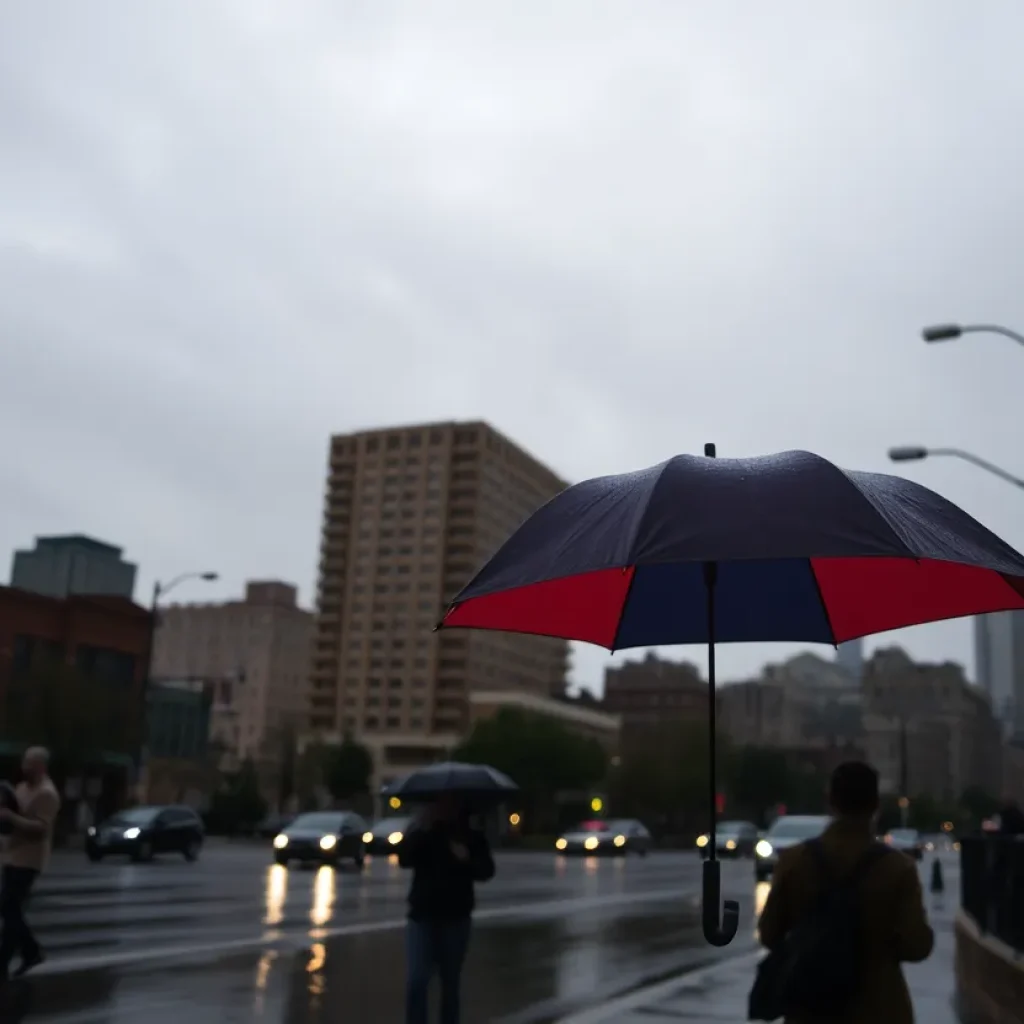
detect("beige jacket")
(4, 779), (61, 872)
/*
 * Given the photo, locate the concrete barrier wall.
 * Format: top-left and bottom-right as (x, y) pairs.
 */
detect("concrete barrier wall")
(956, 909), (1024, 1024)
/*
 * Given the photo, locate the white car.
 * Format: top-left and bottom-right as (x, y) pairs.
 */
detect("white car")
(754, 815), (831, 882)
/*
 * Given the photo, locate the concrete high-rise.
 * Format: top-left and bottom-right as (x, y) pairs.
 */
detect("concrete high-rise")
(11, 534), (137, 600)
(309, 420), (570, 786)
(974, 612), (1024, 739)
(150, 581), (313, 782)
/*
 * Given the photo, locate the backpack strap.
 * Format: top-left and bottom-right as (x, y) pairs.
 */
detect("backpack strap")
(847, 841), (891, 888)
(806, 838), (891, 891)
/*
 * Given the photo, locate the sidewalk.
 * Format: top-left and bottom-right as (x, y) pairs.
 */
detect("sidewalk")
(560, 870), (958, 1023)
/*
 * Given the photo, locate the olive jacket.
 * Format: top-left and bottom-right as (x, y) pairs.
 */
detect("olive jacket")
(757, 819), (935, 1024)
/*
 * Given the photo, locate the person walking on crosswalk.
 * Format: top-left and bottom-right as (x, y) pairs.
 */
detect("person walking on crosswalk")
(0, 747), (61, 981)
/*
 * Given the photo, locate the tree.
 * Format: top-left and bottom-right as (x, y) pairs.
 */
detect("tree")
(725, 746), (796, 822)
(959, 785), (1000, 826)
(452, 708), (608, 831)
(207, 758), (267, 835)
(610, 721), (716, 834)
(325, 736), (374, 801)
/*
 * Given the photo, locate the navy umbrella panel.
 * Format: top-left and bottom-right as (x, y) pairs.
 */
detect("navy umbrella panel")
(441, 450), (1024, 647)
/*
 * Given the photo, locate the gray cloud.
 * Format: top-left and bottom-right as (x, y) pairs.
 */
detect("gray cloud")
(3, 0), (1024, 688)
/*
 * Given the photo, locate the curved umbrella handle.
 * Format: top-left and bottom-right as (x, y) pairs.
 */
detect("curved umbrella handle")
(701, 859), (739, 947)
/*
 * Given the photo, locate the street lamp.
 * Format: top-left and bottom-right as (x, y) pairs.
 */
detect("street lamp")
(922, 322), (1024, 347)
(137, 571), (218, 797)
(888, 447), (1024, 491)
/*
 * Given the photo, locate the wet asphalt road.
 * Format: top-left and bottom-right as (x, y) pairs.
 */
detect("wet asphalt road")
(1, 844), (764, 1023)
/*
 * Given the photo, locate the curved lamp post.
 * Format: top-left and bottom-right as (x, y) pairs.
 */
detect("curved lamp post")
(888, 446), (1024, 491)
(922, 323), (1024, 348)
(137, 571), (219, 796)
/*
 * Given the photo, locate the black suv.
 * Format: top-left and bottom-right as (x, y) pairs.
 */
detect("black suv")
(86, 805), (205, 863)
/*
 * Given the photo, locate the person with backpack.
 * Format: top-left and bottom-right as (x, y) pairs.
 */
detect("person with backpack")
(751, 761), (934, 1023)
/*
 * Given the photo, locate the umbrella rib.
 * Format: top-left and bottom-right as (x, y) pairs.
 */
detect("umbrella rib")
(608, 566), (637, 653)
(805, 559), (840, 647)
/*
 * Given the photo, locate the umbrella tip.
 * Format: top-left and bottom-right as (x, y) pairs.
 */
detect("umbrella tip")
(704, 443), (716, 458)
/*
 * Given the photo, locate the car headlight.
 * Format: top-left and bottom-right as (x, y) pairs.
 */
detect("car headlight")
(725, 839), (737, 850)
(555, 838), (568, 851)
(273, 834), (289, 850)
(388, 831), (403, 845)
(613, 834), (626, 847)
(695, 834), (709, 848)
(123, 827), (141, 840)
(584, 836), (599, 851)
(755, 840), (773, 859)
(319, 835), (337, 851)
(362, 831), (373, 844)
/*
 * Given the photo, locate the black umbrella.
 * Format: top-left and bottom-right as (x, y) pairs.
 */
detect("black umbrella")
(382, 762), (518, 803)
(0, 781), (18, 836)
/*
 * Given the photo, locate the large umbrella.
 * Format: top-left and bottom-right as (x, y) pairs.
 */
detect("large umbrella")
(382, 761), (519, 804)
(438, 445), (1024, 947)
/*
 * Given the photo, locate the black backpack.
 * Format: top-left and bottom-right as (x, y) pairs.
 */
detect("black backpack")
(749, 839), (891, 1021)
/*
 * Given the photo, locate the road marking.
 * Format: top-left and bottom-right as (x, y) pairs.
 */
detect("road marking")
(554, 949), (763, 1024)
(31, 884), (701, 978)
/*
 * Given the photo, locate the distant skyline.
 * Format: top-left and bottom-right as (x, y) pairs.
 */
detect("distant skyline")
(3, 2), (1024, 692)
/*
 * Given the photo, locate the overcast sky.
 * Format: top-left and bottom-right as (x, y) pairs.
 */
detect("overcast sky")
(3, 1), (1024, 692)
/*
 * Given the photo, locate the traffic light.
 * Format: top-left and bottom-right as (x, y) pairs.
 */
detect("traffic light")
(715, 792), (725, 814)
(590, 796), (604, 814)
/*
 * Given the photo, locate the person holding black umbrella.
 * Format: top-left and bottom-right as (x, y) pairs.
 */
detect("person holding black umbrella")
(398, 791), (495, 1024)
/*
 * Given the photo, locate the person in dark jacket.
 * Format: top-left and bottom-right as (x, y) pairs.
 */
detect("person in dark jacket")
(398, 793), (495, 1024)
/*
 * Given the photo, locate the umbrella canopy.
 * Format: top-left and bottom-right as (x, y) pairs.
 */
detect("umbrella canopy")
(382, 762), (519, 801)
(441, 449), (1024, 646)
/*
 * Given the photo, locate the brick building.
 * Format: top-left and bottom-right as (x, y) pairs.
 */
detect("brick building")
(0, 586), (152, 821)
(603, 653), (707, 737)
(861, 647), (1003, 802)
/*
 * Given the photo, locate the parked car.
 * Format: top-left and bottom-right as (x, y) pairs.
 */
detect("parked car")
(86, 805), (205, 863)
(272, 811), (368, 868)
(362, 816), (411, 854)
(884, 827), (924, 860)
(555, 819), (652, 857)
(695, 820), (759, 859)
(754, 814), (831, 882)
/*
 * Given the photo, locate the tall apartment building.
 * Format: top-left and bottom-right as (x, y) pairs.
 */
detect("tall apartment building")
(716, 653), (863, 750)
(602, 653), (707, 738)
(11, 534), (137, 600)
(309, 420), (570, 788)
(974, 612), (1024, 739)
(150, 581), (313, 780)
(862, 647), (1003, 801)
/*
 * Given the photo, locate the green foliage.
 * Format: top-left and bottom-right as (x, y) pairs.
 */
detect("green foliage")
(207, 758), (267, 834)
(724, 747), (794, 819)
(325, 736), (374, 800)
(452, 708), (608, 830)
(959, 785), (1000, 825)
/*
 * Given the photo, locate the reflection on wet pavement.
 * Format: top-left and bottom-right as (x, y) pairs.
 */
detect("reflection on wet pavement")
(15, 850), (759, 1023)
